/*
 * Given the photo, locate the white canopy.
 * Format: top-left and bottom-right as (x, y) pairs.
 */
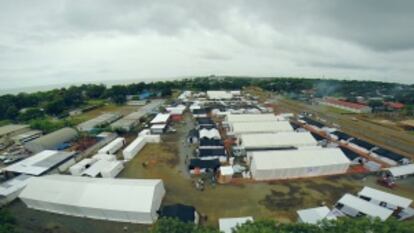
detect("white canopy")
(358, 186), (412, 209)
(19, 175), (165, 224)
(219, 217), (253, 233)
(388, 164), (414, 177)
(150, 113), (170, 124)
(199, 128), (221, 139)
(297, 206), (336, 224)
(337, 194), (393, 221)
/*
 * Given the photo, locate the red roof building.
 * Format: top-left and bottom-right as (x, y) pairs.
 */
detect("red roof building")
(321, 98), (372, 113)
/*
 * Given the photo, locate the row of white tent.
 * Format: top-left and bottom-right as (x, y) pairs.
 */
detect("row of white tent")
(298, 186), (413, 223)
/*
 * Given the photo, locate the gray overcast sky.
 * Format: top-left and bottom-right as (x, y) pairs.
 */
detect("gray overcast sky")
(1, 0), (414, 89)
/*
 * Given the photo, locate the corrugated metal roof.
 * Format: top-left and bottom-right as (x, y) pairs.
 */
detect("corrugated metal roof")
(358, 186), (412, 209)
(231, 121), (293, 134)
(337, 194), (393, 221)
(240, 132), (317, 149)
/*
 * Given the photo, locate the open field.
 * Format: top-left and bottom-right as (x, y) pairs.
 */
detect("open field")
(276, 97), (414, 159)
(67, 103), (138, 126)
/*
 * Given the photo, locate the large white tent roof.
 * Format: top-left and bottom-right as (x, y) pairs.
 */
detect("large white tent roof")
(240, 132), (318, 149)
(230, 121), (293, 134)
(19, 175), (164, 213)
(207, 91), (233, 99)
(358, 186), (412, 209)
(226, 114), (280, 123)
(250, 148), (350, 170)
(4, 150), (75, 176)
(337, 194), (393, 221)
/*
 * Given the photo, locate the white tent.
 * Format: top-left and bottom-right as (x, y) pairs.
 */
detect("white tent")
(199, 128), (221, 140)
(4, 150), (76, 176)
(0, 175), (32, 206)
(92, 153), (116, 161)
(387, 164), (414, 178)
(336, 194), (393, 221)
(82, 160), (124, 178)
(297, 206), (336, 224)
(226, 113), (280, 123)
(19, 175), (165, 224)
(240, 132), (318, 150)
(123, 137), (146, 161)
(207, 91), (233, 100)
(69, 158), (97, 176)
(150, 113), (170, 125)
(219, 217), (253, 233)
(229, 121), (293, 135)
(98, 137), (125, 155)
(358, 186), (412, 210)
(250, 148), (350, 180)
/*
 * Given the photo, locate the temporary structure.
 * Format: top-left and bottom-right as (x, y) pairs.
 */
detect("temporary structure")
(199, 128), (221, 140)
(24, 128), (78, 153)
(387, 164), (414, 179)
(69, 158), (97, 176)
(0, 174), (32, 206)
(358, 186), (412, 210)
(123, 137), (146, 161)
(226, 114), (280, 123)
(150, 113), (170, 125)
(98, 137), (125, 154)
(250, 148), (350, 180)
(219, 217), (253, 233)
(92, 153), (116, 161)
(229, 121), (293, 135)
(335, 194), (393, 221)
(297, 206), (336, 224)
(239, 132), (318, 151)
(82, 160), (124, 178)
(5, 150), (76, 176)
(19, 175), (165, 224)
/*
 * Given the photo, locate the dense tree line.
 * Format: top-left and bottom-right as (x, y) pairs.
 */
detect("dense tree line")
(152, 217), (414, 233)
(0, 77), (413, 122)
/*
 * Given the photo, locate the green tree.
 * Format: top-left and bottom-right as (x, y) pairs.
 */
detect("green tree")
(0, 210), (18, 233)
(18, 108), (45, 121)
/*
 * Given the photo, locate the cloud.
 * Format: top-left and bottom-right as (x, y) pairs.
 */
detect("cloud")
(0, 0), (413, 90)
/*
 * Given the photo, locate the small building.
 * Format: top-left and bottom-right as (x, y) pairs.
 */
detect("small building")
(166, 105), (186, 122)
(189, 159), (220, 174)
(98, 137), (125, 155)
(192, 108), (208, 118)
(250, 148), (350, 181)
(69, 158), (97, 176)
(218, 166), (234, 184)
(199, 128), (221, 140)
(150, 113), (171, 125)
(0, 174), (33, 207)
(196, 117), (216, 129)
(159, 204), (199, 224)
(24, 127), (78, 153)
(198, 148), (226, 162)
(11, 130), (42, 144)
(19, 175), (165, 224)
(219, 217), (253, 233)
(111, 111), (146, 132)
(297, 206), (336, 224)
(150, 124), (167, 134)
(4, 150), (77, 176)
(199, 138), (224, 149)
(81, 159), (124, 178)
(335, 194), (393, 221)
(358, 186), (412, 211)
